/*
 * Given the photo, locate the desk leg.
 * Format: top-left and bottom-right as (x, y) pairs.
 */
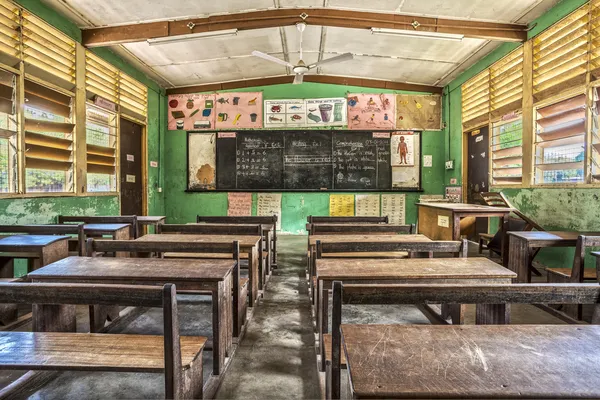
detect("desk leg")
(476, 304), (510, 324)
(265, 231), (272, 276)
(318, 280), (328, 372)
(212, 275), (232, 375)
(508, 236), (531, 283)
(0, 258), (16, 325)
(0, 258), (13, 278)
(440, 304), (465, 324)
(453, 215), (461, 240)
(114, 227), (131, 258)
(248, 247), (259, 307)
(500, 217), (509, 267)
(35, 240), (69, 272)
(33, 304), (76, 332)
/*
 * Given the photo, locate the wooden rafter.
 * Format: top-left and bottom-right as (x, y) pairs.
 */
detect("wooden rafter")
(82, 8), (527, 47)
(165, 75), (443, 95)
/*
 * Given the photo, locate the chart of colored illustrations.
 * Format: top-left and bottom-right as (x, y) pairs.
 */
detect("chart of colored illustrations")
(347, 93), (396, 130)
(168, 94), (216, 130)
(264, 98), (346, 128)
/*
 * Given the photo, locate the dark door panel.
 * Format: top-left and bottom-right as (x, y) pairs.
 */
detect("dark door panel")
(466, 126), (489, 238)
(120, 118), (143, 216)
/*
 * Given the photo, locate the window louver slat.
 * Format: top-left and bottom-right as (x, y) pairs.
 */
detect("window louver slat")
(86, 51), (119, 104)
(119, 72), (147, 119)
(0, 0), (20, 65)
(491, 48), (523, 118)
(462, 70), (489, 130)
(491, 118), (523, 185)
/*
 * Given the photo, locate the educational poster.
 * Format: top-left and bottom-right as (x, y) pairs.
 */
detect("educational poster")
(215, 92), (263, 129)
(347, 93), (396, 130)
(355, 194), (380, 217)
(257, 193), (282, 230)
(168, 93), (216, 130)
(305, 98), (347, 127)
(381, 194), (406, 225)
(329, 194), (355, 216)
(392, 132), (421, 188)
(396, 94), (442, 131)
(227, 192), (252, 216)
(264, 99), (306, 128)
(188, 133), (216, 190)
(391, 132), (415, 166)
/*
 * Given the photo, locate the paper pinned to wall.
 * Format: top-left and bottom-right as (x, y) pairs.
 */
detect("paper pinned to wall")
(355, 194), (380, 217)
(381, 194), (406, 225)
(257, 193), (282, 230)
(330, 194), (355, 216)
(227, 192), (252, 216)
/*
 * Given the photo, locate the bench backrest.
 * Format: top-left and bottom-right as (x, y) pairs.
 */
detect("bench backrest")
(316, 239), (467, 258)
(571, 235), (600, 281)
(310, 224), (414, 235)
(307, 216), (388, 224)
(196, 215), (277, 225)
(158, 223), (261, 236)
(329, 281), (600, 399)
(58, 215), (138, 238)
(0, 224), (86, 255)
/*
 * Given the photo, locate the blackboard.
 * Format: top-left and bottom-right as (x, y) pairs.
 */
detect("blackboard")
(191, 130), (421, 192)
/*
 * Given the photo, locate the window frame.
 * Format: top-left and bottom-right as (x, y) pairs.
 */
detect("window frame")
(489, 113), (524, 187)
(85, 101), (119, 194)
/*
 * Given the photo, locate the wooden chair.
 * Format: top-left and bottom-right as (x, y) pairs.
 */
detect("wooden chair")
(328, 281), (600, 399)
(0, 224), (85, 256)
(57, 215), (138, 239)
(86, 239), (247, 337)
(310, 224), (414, 235)
(0, 282), (206, 400)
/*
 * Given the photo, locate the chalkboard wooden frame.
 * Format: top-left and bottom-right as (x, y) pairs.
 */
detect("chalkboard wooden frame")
(186, 130), (423, 192)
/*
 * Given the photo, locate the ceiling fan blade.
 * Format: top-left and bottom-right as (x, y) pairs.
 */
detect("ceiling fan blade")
(308, 52), (353, 69)
(251, 51), (294, 68)
(293, 74), (304, 85)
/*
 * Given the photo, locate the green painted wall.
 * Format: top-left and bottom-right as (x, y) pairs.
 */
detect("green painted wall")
(445, 0), (600, 268)
(165, 82), (445, 234)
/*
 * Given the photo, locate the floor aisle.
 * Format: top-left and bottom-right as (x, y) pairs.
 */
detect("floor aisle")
(216, 235), (321, 399)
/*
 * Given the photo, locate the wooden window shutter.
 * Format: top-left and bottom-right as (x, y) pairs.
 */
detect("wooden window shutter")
(590, 0), (600, 81)
(86, 104), (117, 177)
(0, 0), (21, 68)
(119, 72), (147, 120)
(491, 117), (523, 185)
(532, 6), (589, 103)
(490, 47), (523, 119)
(21, 11), (76, 91)
(462, 69), (490, 131)
(86, 51), (119, 104)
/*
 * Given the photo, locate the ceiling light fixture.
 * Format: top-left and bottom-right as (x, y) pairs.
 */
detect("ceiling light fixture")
(370, 28), (464, 42)
(147, 29), (238, 46)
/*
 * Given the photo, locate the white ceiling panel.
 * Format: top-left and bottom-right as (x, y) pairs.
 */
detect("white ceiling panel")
(279, 0), (324, 7)
(326, 0), (401, 13)
(284, 24), (322, 55)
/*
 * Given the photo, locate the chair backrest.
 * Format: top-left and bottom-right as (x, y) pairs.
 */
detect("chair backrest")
(329, 281), (600, 399)
(158, 223), (261, 236)
(316, 239), (467, 258)
(0, 224), (86, 255)
(58, 215), (138, 238)
(310, 224), (414, 235)
(571, 235), (600, 282)
(196, 215), (276, 225)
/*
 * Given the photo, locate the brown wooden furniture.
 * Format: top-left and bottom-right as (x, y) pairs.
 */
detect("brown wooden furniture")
(0, 235), (69, 275)
(197, 215), (278, 269)
(310, 224), (414, 235)
(86, 238), (247, 338)
(306, 216), (388, 235)
(58, 215), (137, 239)
(136, 234), (262, 308)
(0, 282), (205, 400)
(28, 256), (234, 377)
(137, 215), (166, 236)
(329, 282), (600, 399)
(0, 224), (85, 256)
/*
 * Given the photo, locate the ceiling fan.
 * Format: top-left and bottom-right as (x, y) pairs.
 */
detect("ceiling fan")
(251, 22), (353, 84)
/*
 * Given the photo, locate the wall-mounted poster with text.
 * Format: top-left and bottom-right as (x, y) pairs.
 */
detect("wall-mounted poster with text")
(305, 98), (347, 127)
(168, 93), (216, 131)
(264, 99), (306, 128)
(347, 93), (396, 130)
(215, 92), (263, 129)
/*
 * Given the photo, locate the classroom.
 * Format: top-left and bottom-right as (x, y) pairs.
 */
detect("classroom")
(0, 0), (599, 398)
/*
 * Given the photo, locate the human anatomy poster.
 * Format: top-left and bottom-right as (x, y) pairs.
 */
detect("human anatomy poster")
(168, 93), (216, 130)
(214, 92), (263, 129)
(396, 94), (442, 130)
(391, 132), (415, 166)
(347, 93), (396, 130)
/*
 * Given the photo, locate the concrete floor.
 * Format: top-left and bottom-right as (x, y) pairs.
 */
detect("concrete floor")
(0, 236), (583, 399)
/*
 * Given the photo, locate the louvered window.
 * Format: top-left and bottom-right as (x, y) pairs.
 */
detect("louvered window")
(0, 68), (16, 193)
(534, 95), (586, 184)
(590, 86), (600, 182)
(86, 104), (117, 192)
(491, 116), (523, 185)
(24, 79), (74, 193)
(490, 48), (523, 119)
(0, 0), (20, 69)
(86, 51), (119, 104)
(533, 7), (589, 103)
(462, 70), (489, 130)
(21, 11), (76, 91)
(589, 0), (600, 80)
(119, 72), (147, 120)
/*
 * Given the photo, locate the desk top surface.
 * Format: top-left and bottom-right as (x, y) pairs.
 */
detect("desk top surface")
(189, 223), (274, 231)
(0, 235), (69, 247)
(342, 324), (600, 399)
(28, 256), (233, 282)
(417, 202), (514, 213)
(316, 257), (516, 280)
(136, 234), (261, 248)
(83, 223), (131, 232)
(137, 216), (166, 223)
(508, 231), (600, 242)
(309, 234), (431, 246)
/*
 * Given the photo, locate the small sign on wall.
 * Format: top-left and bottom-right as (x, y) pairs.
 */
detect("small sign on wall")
(127, 154), (134, 162)
(126, 174), (136, 183)
(150, 161), (158, 168)
(423, 155), (433, 167)
(438, 215), (450, 228)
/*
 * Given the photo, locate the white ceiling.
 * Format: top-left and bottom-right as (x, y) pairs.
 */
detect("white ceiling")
(42, 0), (562, 89)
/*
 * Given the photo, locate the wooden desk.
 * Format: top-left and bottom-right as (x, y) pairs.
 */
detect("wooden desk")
(136, 234), (262, 307)
(137, 216), (166, 237)
(83, 223), (131, 240)
(0, 235), (69, 276)
(508, 231), (600, 283)
(341, 324), (600, 399)
(28, 256), (234, 376)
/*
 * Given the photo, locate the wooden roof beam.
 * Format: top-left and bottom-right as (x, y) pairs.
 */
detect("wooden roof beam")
(165, 75), (443, 95)
(82, 8), (527, 47)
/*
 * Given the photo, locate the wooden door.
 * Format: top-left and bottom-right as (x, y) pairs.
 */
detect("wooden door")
(466, 126), (489, 237)
(119, 118), (143, 216)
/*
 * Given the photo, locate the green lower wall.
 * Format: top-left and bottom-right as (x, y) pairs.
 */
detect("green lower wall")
(165, 82), (446, 233)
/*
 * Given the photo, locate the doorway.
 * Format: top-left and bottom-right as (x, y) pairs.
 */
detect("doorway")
(119, 117), (144, 216)
(465, 126), (490, 238)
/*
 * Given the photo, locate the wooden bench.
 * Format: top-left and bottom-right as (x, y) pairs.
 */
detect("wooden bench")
(0, 224), (85, 256)
(58, 215), (138, 239)
(309, 223), (414, 235)
(306, 216), (388, 235)
(328, 282), (600, 399)
(0, 282), (206, 400)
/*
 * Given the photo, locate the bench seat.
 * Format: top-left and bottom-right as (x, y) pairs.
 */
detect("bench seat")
(0, 331), (206, 372)
(163, 252), (267, 259)
(546, 268), (597, 280)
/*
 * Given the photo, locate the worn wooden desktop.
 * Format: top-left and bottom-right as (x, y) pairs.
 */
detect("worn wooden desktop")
(136, 234), (262, 307)
(508, 231), (600, 282)
(0, 235), (69, 275)
(341, 324), (600, 399)
(82, 223), (131, 240)
(28, 256), (234, 376)
(136, 216), (166, 236)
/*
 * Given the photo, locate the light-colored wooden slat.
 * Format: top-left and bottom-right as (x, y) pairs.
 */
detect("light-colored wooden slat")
(26, 156), (71, 171)
(492, 146), (522, 159)
(535, 161), (584, 172)
(537, 109), (585, 129)
(86, 144), (115, 157)
(25, 143), (71, 162)
(24, 119), (74, 134)
(87, 153), (114, 166)
(492, 166), (522, 176)
(493, 155), (523, 167)
(25, 131), (71, 150)
(87, 163), (115, 175)
(536, 134), (585, 148)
